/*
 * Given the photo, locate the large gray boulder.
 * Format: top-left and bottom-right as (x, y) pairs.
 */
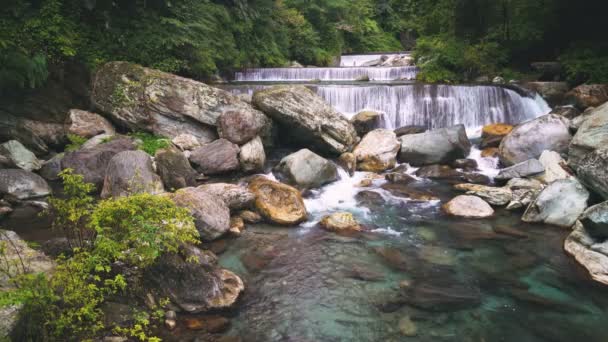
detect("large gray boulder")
(0, 169), (51, 200)
(564, 222), (608, 286)
(574, 148), (608, 200)
(353, 129), (400, 172)
(0, 140), (41, 172)
(274, 149), (338, 189)
(197, 183), (255, 211)
(61, 136), (136, 189)
(217, 110), (267, 145)
(351, 111), (381, 136)
(252, 86), (357, 154)
(239, 136), (266, 173)
(189, 139), (240, 175)
(398, 125), (471, 166)
(522, 179), (589, 227)
(65, 109), (115, 138)
(91, 61), (265, 143)
(495, 159), (545, 180)
(580, 202), (608, 240)
(171, 187), (231, 241)
(154, 146), (197, 191)
(568, 102), (608, 169)
(499, 114), (571, 166)
(100, 150), (164, 198)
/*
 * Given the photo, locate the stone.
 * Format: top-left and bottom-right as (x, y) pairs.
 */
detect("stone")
(155, 146), (197, 191)
(405, 281), (481, 311)
(248, 177), (307, 225)
(443, 195), (494, 218)
(80, 133), (114, 150)
(197, 183), (255, 211)
(184, 316), (231, 333)
(415, 165), (490, 184)
(239, 136), (266, 173)
(238, 210), (262, 223)
(190, 139), (240, 175)
(229, 217), (245, 236)
(551, 105), (581, 119)
(481, 123), (513, 148)
(100, 150), (164, 198)
(571, 148), (608, 200)
(536, 150), (573, 184)
(398, 316), (417, 337)
(398, 125), (471, 166)
(522, 179), (589, 227)
(273, 149), (338, 189)
(353, 129), (400, 172)
(65, 109), (115, 138)
(565, 84), (608, 109)
(217, 110), (266, 145)
(252, 86), (358, 154)
(38, 153), (64, 181)
(0, 140), (41, 171)
(351, 111), (381, 136)
(564, 222), (608, 286)
(454, 184), (512, 206)
(568, 102), (608, 170)
(495, 159), (545, 180)
(338, 152), (356, 176)
(394, 125), (426, 137)
(171, 187), (231, 240)
(493, 76), (505, 84)
(481, 147), (500, 158)
(385, 172), (416, 185)
(172, 133), (204, 151)
(499, 114), (572, 166)
(380, 183), (439, 202)
(452, 158), (478, 171)
(0, 169), (51, 200)
(523, 82), (569, 106)
(579, 202), (608, 240)
(319, 212), (362, 233)
(504, 178), (545, 210)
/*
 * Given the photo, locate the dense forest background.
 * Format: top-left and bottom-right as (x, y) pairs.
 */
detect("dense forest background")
(1, 0), (607, 91)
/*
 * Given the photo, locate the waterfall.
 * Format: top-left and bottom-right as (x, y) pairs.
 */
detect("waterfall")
(339, 53), (410, 67)
(233, 66), (418, 82)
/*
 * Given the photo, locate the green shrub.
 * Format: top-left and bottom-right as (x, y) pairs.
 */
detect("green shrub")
(130, 132), (171, 156)
(560, 44), (608, 84)
(64, 134), (87, 152)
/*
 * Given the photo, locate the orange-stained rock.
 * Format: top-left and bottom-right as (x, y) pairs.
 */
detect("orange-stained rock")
(481, 147), (500, 158)
(248, 177), (307, 225)
(481, 123), (513, 148)
(319, 212), (362, 233)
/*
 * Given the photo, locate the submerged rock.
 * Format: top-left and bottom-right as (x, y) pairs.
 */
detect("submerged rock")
(274, 149), (338, 189)
(564, 222), (608, 286)
(0, 169), (51, 200)
(351, 110), (381, 136)
(453, 184), (512, 206)
(190, 139), (240, 175)
(353, 129), (400, 172)
(248, 177), (307, 225)
(404, 280), (481, 311)
(65, 109), (115, 138)
(0, 140), (41, 172)
(398, 125), (471, 166)
(522, 179), (589, 227)
(495, 159), (545, 180)
(171, 187), (231, 241)
(319, 212), (362, 233)
(443, 195), (494, 218)
(100, 150), (165, 198)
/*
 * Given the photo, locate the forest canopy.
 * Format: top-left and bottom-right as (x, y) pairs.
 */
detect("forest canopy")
(1, 0), (606, 89)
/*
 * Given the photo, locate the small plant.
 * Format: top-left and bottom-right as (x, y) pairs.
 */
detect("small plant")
(129, 132), (170, 156)
(64, 134), (88, 152)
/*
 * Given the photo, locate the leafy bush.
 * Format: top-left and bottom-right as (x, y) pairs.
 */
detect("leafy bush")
(130, 132), (171, 156)
(64, 134), (87, 152)
(560, 44), (608, 84)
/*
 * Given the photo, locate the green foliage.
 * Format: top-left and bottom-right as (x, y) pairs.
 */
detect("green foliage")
(130, 132), (171, 156)
(560, 44), (608, 84)
(64, 133), (87, 152)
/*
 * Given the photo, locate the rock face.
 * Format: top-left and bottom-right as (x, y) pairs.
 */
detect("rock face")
(0, 169), (51, 200)
(239, 137), (266, 173)
(319, 212), (362, 233)
(522, 179), (589, 227)
(155, 147), (197, 191)
(495, 159), (545, 180)
(499, 114), (572, 166)
(217, 110), (266, 145)
(196, 183), (255, 211)
(0, 140), (41, 172)
(252, 86), (357, 154)
(91, 61), (263, 142)
(61, 136), (136, 189)
(565, 84), (608, 109)
(351, 111), (381, 136)
(564, 222), (608, 286)
(101, 150), (165, 198)
(568, 102), (608, 169)
(398, 125), (471, 166)
(453, 184), (512, 206)
(574, 148), (608, 200)
(171, 187), (231, 240)
(189, 139), (240, 175)
(248, 177), (307, 225)
(480, 124), (513, 148)
(274, 149), (338, 189)
(65, 109), (115, 138)
(442, 195), (494, 218)
(353, 129), (400, 172)
(580, 202), (608, 240)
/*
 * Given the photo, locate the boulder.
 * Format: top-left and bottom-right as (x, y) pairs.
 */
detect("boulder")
(481, 147), (499, 158)
(80, 133), (114, 150)
(564, 222), (608, 286)
(239, 137), (266, 173)
(398, 125), (471, 166)
(580, 202), (608, 240)
(196, 183), (255, 211)
(498, 114), (572, 166)
(0, 169), (51, 200)
(442, 195), (494, 218)
(91, 61), (261, 142)
(381, 183), (439, 201)
(565, 84), (608, 109)
(452, 159), (478, 171)
(504, 178), (544, 210)
(495, 159), (545, 180)
(171, 187), (231, 240)
(523, 82), (569, 106)
(568, 102), (608, 169)
(100, 150), (164, 198)
(65, 109), (115, 138)
(394, 125), (426, 137)
(415, 165), (490, 184)
(273, 149), (338, 189)
(252, 86), (357, 154)
(338, 152), (356, 176)
(217, 110), (266, 145)
(573, 148), (608, 200)
(353, 129), (400, 172)
(536, 150), (573, 184)
(319, 212), (362, 233)
(551, 106), (581, 119)
(522, 179), (589, 227)
(61, 136), (136, 189)
(171, 133), (205, 151)
(0, 140), (41, 172)
(189, 139), (240, 175)
(351, 111), (381, 136)
(155, 147), (197, 191)
(385, 172), (416, 185)
(38, 153), (64, 181)
(248, 177), (307, 225)
(480, 123), (513, 148)
(453, 184), (512, 206)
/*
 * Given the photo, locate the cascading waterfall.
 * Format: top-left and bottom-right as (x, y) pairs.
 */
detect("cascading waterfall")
(339, 53), (410, 67)
(234, 66), (418, 82)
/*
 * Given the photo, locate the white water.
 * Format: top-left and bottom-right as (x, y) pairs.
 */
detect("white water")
(234, 66), (418, 82)
(339, 53), (410, 67)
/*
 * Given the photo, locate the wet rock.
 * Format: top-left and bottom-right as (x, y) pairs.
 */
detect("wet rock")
(197, 183), (254, 211)
(344, 264), (384, 282)
(536, 150), (573, 184)
(0, 169), (51, 200)
(155, 146), (197, 191)
(171, 187), (231, 240)
(355, 190), (386, 208)
(415, 165), (489, 184)
(184, 316), (231, 333)
(453, 184), (512, 206)
(374, 247), (408, 271)
(498, 114), (572, 166)
(248, 177), (307, 225)
(565, 84), (608, 109)
(172, 133), (205, 151)
(38, 153), (64, 181)
(273, 149), (338, 189)
(100, 150), (164, 198)
(0, 140), (41, 171)
(398, 316), (417, 337)
(190, 139), (240, 175)
(495, 159), (545, 180)
(405, 281), (481, 311)
(504, 178), (545, 210)
(217, 110), (266, 145)
(398, 125), (471, 166)
(523, 82), (569, 106)
(443, 195), (494, 218)
(252, 85), (358, 154)
(580, 202), (608, 240)
(65, 109), (115, 138)
(564, 221), (608, 285)
(394, 125), (426, 137)
(351, 110), (381, 136)
(451, 158), (478, 171)
(568, 102), (608, 166)
(238, 210), (262, 224)
(551, 105), (581, 119)
(381, 183), (439, 202)
(353, 129), (400, 172)
(229, 217), (245, 236)
(80, 133), (114, 150)
(481, 147), (499, 158)
(319, 212), (362, 233)
(239, 136), (266, 173)
(385, 172), (416, 185)
(522, 179), (589, 227)
(338, 152), (356, 176)
(573, 148), (608, 200)
(481, 123), (513, 148)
